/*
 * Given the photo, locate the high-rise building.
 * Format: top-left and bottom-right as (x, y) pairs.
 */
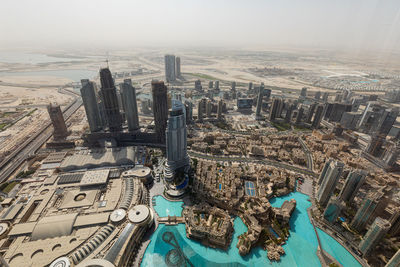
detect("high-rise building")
(197, 99), (205, 122)
(120, 79), (139, 132)
(231, 81), (236, 92)
(164, 101), (190, 182)
(322, 92), (329, 102)
(80, 79), (102, 132)
(269, 98), (281, 121)
(351, 192), (383, 231)
(318, 159), (333, 185)
(377, 108), (399, 136)
(99, 68), (122, 132)
(47, 103), (69, 140)
(386, 249), (400, 267)
(248, 82), (253, 91)
(382, 142), (400, 168)
(340, 112), (362, 130)
(300, 87), (307, 98)
(388, 208), (400, 236)
(206, 100), (212, 117)
(175, 56), (181, 77)
(312, 104), (324, 128)
(324, 103), (352, 122)
(334, 93), (343, 103)
(215, 81), (220, 91)
(151, 80), (168, 143)
(339, 170), (367, 203)
(255, 85), (264, 120)
(323, 197), (343, 223)
(366, 134), (385, 157)
(357, 101), (386, 133)
(307, 103), (317, 123)
(194, 79), (202, 91)
(359, 217), (391, 256)
(217, 100), (223, 121)
(209, 81), (213, 89)
(285, 103), (296, 123)
(164, 55), (176, 82)
(295, 106), (304, 124)
(317, 160), (344, 207)
(315, 91), (321, 100)
(185, 101), (193, 124)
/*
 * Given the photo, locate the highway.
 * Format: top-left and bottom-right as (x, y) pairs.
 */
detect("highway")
(0, 98), (82, 183)
(188, 151), (317, 177)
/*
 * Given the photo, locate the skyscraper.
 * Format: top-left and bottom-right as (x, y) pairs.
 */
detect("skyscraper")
(151, 80), (168, 143)
(339, 169), (367, 203)
(209, 81), (213, 89)
(164, 55), (176, 82)
(388, 208), (400, 236)
(285, 103), (295, 123)
(351, 192), (383, 231)
(194, 79), (202, 91)
(300, 87), (307, 98)
(315, 91), (321, 100)
(206, 100), (212, 117)
(47, 103), (69, 140)
(318, 159), (333, 185)
(164, 101), (190, 182)
(382, 141), (400, 168)
(231, 81), (236, 92)
(359, 217), (391, 256)
(215, 81), (220, 91)
(175, 56), (181, 77)
(185, 101), (193, 124)
(255, 84), (264, 120)
(120, 79), (139, 132)
(99, 68), (122, 132)
(295, 105), (304, 124)
(80, 79), (102, 132)
(312, 104), (324, 128)
(197, 99), (204, 122)
(366, 134), (385, 157)
(248, 82), (253, 91)
(377, 108), (399, 136)
(322, 92), (329, 102)
(316, 160), (344, 207)
(385, 246), (400, 267)
(217, 100), (223, 121)
(307, 103), (317, 123)
(269, 98), (281, 121)
(357, 101), (386, 133)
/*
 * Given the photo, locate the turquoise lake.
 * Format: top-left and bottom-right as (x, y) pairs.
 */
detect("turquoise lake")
(142, 193), (362, 267)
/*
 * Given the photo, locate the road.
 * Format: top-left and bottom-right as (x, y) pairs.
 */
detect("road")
(298, 137), (314, 172)
(188, 151), (317, 177)
(0, 99), (82, 183)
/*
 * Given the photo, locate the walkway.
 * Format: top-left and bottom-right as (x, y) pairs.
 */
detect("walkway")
(158, 216), (185, 225)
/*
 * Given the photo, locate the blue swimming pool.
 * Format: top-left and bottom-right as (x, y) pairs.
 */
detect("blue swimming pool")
(152, 195), (183, 217)
(142, 192), (362, 267)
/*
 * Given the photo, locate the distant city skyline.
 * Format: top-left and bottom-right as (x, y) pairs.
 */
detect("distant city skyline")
(1, 0), (400, 53)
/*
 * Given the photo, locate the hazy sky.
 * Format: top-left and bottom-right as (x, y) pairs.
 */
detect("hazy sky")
(1, 0), (400, 52)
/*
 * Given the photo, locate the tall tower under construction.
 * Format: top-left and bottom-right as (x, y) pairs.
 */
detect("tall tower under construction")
(47, 103), (69, 140)
(151, 80), (168, 143)
(99, 68), (122, 132)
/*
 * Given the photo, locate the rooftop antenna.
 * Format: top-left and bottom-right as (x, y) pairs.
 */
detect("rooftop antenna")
(106, 58), (109, 68)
